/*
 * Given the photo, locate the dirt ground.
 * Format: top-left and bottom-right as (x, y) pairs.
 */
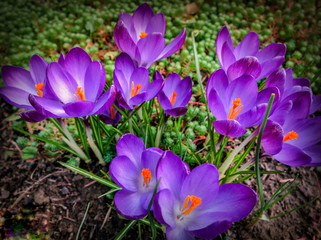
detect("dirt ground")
(0, 101), (320, 240)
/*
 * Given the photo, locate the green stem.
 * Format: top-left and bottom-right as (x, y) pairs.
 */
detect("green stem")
(58, 119), (90, 162)
(83, 118), (104, 165)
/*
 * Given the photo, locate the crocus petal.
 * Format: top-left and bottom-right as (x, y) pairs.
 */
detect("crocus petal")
(91, 85), (116, 115)
(153, 189), (176, 227)
(225, 74), (257, 113)
(118, 13), (137, 41)
(114, 70), (129, 100)
(293, 78), (310, 87)
(221, 42), (236, 71)
(227, 56), (261, 81)
(0, 87), (33, 109)
(58, 53), (65, 67)
(141, 148), (163, 177)
(114, 21), (137, 61)
(146, 13), (166, 35)
(132, 3), (155, 35)
(256, 43), (286, 62)
(128, 92), (148, 107)
(206, 183), (257, 222)
(29, 55), (48, 85)
(234, 32), (259, 59)
(256, 87), (280, 113)
(273, 143), (311, 167)
(145, 79), (164, 101)
(206, 69), (228, 100)
(303, 145), (321, 167)
(29, 94), (68, 118)
(84, 61), (106, 102)
(157, 28), (186, 60)
(265, 68), (286, 96)
(64, 47), (91, 88)
(166, 226), (195, 240)
(63, 101), (95, 117)
(47, 62), (77, 103)
(115, 53), (135, 81)
(261, 120), (284, 155)
(258, 56), (285, 80)
(110, 155), (138, 191)
(2, 66), (36, 94)
(114, 190), (147, 220)
(136, 33), (166, 68)
(213, 120), (247, 137)
(208, 89), (227, 120)
(164, 107), (188, 117)
(191, 220), (232, 239)
(282, 90), (311, 120)
(269, 100), (292, 125)
(310, 95), (321, 115)
(158, 91), (173, 110)
(173, 76), (192, 108)
(216, 26), (234, 67)
(236, 103), (267, 127)
(116, 133), (146, 169)
(180, 164), (219, 207)
(130, 67), (150, 94)
(162, 73), (181, 97)
(157, 151), (189, 199)
(20, 110), (47, 122)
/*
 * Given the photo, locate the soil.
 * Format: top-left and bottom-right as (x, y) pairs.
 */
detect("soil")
(0, 101), (320, 240)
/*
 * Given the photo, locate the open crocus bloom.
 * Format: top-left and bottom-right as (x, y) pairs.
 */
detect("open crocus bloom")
(216, 26), (286, 81)
(157, 72), (192, 117)
(114, 3), (186, 68)
(206, 69), (267, 137)
(153, 151), (257, 240)
(109, 134), (164, 219)
(29, 47), (116, 118)
(0, 55), (57, 122)
(113, 53), (163, 109)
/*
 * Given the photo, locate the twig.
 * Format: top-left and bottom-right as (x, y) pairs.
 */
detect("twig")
(9, 170), (67, 210)
(100, 201), (114, 230)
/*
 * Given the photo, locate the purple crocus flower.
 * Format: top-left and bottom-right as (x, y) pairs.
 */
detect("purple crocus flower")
(99, 94), (123, 125)
(157, 72), (192, 116)
(153, 151), (257, 239)
(29, 47), (116, 118)
(216, 26), (286, 81)
(206, 69), (267, 137)
(113, 53), (163, 110)
(114, 3), (186, 68)
(0, 55), (57, 122)
(109, 134), (164, 219)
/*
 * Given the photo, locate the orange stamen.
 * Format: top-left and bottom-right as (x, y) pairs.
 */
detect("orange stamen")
(141, 168), (151, 186)
(131, 82), (142, 98)
(169, 91), (177, 106)
(110, 106), (115, 119)
(74, 86), (85, 101)
(35, 83), (44, 97)
(139, 31), (148, 38)
(283, 130), (298, 142)
(181, 195), (202, 216)
(228, 98), (243, 120)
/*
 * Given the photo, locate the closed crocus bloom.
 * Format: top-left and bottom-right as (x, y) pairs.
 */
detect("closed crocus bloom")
(216, 26), (286, 81)
(114, 3), (186, 68)
(29, 47), (116, 118)
(206, 69), (267, 137)
(109, 134), (164, 219)
(113, 53), (163, 109)
(157, 72), (192, 117)
(0, 55), (57, 122)
(99, 95), (123, 125)
(153, 151), (257, 240)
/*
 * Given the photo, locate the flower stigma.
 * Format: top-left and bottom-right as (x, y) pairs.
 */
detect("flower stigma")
(228, 98), (243, 120)
(283, 130), (298, 142)
(169, 91), (177, 106)
(110, 106), (115, 119)
(74, 86), (85, 101)
(181, 195), (202, 216)
(139, 31), (148, 38)
(35, 83), (44, 97)
(131, 82), (142, 98)
(141, 168), (151, 187)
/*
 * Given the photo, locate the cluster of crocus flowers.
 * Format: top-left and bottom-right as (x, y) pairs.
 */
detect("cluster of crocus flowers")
(109, 136), (257, 238)
(114, 3), (186, 68)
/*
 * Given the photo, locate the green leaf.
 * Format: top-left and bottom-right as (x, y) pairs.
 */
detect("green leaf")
(58, 161), (121, 190)
(114, 220), (137, 240)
